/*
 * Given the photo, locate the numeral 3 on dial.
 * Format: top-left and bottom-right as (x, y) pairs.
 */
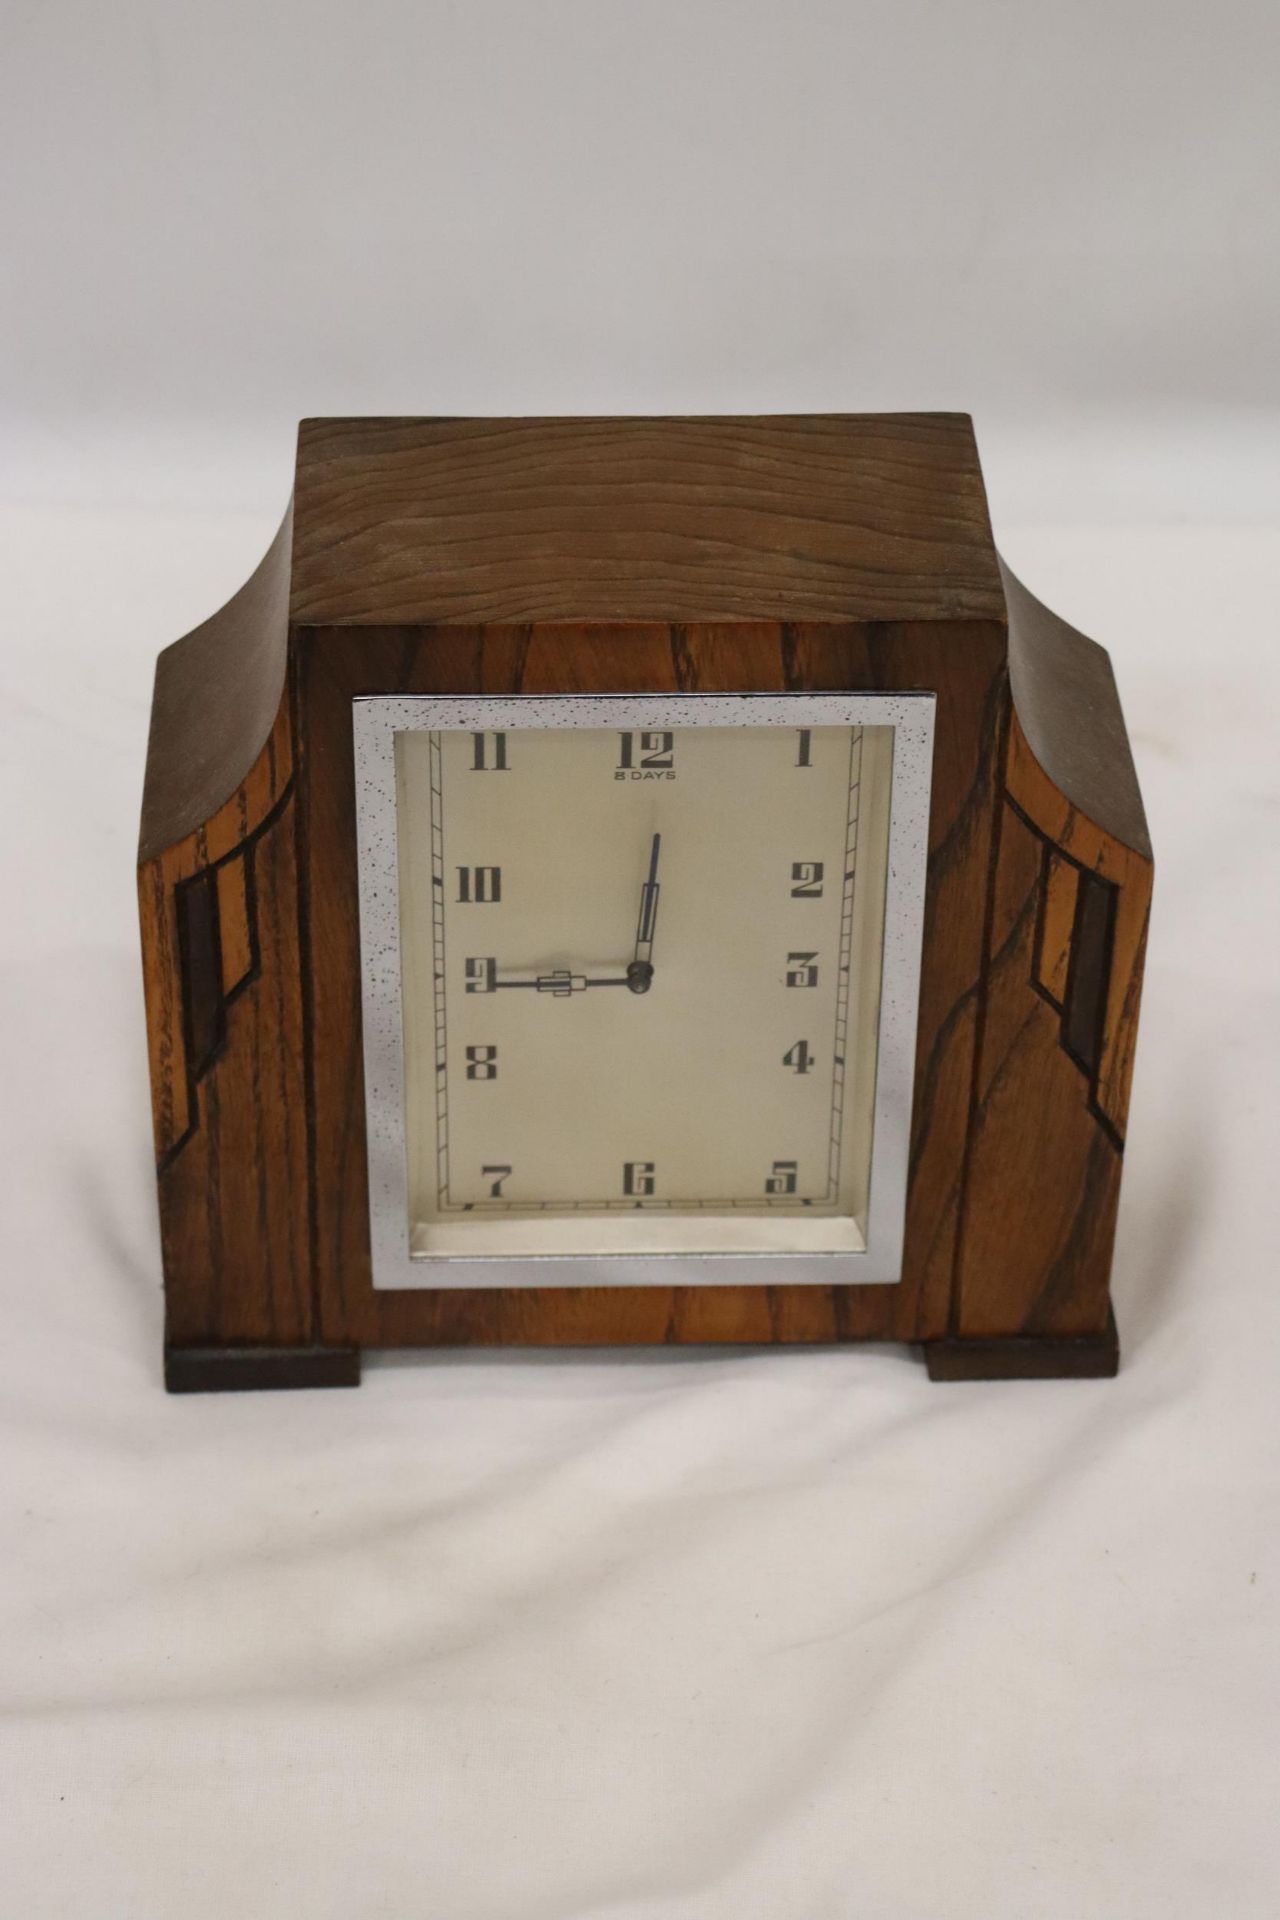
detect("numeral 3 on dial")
(786, 952), (819, 987)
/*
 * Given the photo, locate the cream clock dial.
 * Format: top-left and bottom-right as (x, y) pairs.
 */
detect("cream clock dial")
(354, 695), (934, 1286)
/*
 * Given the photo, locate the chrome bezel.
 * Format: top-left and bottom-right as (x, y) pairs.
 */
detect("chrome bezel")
(353, 693), (935, 1290)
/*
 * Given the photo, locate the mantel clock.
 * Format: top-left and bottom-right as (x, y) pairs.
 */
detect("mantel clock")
(138, 415), (1152, 1390)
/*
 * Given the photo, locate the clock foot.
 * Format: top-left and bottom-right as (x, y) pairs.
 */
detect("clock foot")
(923, 1309), (1118, 1382)
(164, 1345), (362, 1394)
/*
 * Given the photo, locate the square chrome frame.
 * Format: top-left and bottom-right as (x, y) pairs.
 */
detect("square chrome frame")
(353, 693), (936, 1290)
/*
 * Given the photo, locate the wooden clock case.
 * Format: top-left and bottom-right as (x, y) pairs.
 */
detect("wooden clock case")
(138, 415), (1152, 1391)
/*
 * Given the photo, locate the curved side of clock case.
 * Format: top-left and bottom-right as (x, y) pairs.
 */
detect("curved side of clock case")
(138, 504), (294, 865)
(136, 505), (357, 1390)
(933, 562), (1154, 1377)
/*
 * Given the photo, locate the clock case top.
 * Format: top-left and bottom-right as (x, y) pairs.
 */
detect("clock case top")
(138, 415), (1151, 1391)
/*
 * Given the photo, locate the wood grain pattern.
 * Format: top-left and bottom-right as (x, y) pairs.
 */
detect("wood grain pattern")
(136, 415), (1152, 1387)
(139, 692), (312, 1352)
(1036, 850), (1078, 1004)
(139, 507), (293, 864)
(290, 415), (1005, 627)
(1005, 713), (1151, 1141)
(216, 855), (254, 996)
(950, 585), (1153, 1343)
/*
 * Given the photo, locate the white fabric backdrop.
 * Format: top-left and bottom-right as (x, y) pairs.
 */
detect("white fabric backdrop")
(3, 0), (1279, 1910)
(1, 505), (1276, 1917)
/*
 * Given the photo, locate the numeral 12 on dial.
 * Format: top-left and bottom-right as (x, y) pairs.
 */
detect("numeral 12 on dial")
(617, 731), (674, 770)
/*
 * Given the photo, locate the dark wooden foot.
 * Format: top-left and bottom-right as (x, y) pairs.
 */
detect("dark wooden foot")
(165, 1345), (362, 1394)
(923, 1309), (1118, 1382)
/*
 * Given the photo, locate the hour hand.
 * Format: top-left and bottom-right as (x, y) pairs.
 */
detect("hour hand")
(536, 969), (585, 996)
(490, 968), (632, 994)
(628, 833), (661, 994)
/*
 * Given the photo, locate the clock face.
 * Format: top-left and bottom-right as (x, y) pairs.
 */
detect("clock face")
(354, 693), (934, 1286)
(391, 718), (896, 1261)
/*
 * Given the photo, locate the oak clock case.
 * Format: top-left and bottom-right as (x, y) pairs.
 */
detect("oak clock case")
(137, 414), (1152, 1393)
(354, 695), (934, 1289)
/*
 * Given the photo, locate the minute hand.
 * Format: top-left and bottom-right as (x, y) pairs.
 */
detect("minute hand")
(626, 833), (661, 994)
